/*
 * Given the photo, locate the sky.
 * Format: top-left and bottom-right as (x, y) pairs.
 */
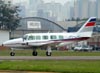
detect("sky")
(13, 0), (70, 4)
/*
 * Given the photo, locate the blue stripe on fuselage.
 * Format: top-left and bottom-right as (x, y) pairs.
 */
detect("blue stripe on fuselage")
(89, 18), (96, 22)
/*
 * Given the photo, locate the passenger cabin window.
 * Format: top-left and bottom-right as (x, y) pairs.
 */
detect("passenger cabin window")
(36, 36), (41, 40)
(50, 35), (57, 40)
(28, 35), (35, 40)
(42, 35), (48, 40)
(59, 35), (63, 39)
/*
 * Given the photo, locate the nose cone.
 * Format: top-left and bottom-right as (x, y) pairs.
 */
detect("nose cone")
(2, 38), (23, 47)
(2, 41), (9, 47)
(2, 44), (4, 46)
(2, 39), (15, 47)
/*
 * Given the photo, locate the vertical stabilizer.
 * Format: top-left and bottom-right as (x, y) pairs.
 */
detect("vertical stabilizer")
(77, 17), (96, 37)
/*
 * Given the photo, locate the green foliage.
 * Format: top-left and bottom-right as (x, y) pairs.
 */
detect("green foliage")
(0, 0), (20, 30)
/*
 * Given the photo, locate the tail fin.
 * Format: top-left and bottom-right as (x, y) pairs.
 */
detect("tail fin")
(77, 17), (96, 37)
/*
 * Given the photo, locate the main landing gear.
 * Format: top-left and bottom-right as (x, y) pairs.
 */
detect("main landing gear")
(32, 46), (52, 56)
(32, 50), (38, 56)
(46, 46), (52, 56)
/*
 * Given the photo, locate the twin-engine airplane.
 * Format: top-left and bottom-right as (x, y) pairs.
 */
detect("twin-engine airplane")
(2, 17), (96, 56)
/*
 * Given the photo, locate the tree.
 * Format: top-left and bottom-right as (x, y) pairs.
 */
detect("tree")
(0, 0), (20, 31)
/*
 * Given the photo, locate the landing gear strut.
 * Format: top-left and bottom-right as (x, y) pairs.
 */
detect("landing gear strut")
(46, 46), (52, 56)
(32, 50), (38, 56)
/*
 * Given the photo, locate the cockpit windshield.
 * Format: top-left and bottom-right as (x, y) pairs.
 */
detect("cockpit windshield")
(23, 35), (28, 40)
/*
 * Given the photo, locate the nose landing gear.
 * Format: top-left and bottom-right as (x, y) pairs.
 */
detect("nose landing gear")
(10, 48), (15, 56)
(10, 52), (15, 56)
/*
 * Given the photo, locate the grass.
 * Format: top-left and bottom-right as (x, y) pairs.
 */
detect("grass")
(0, 50), (100, 73)
(0, 60), (100, 73)
(0, 49), (100, 56)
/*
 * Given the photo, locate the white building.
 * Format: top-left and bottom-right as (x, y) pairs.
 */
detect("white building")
(74, 0), (89, 19)
(81, 0), (89, 19)
(74, 0), (100, 19)
(3, 0), (13, 4)
(63, 1), (71, 20)
(43, 2), (63, 21)
(74, 0), (79, 19)
(0, 30), (9, 45)
(96, 0), (100, 18)
(88, 1), (96, 17)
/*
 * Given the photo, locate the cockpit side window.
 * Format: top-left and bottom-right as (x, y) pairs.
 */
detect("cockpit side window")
(28, 35), (35, 40)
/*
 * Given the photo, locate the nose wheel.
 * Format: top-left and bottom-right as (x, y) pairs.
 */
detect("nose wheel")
(10, 48), (15, 56)
(10, 52), (15, 56)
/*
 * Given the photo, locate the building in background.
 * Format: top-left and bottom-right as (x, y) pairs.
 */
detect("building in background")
(74, 0), (100, 19)
(74, 0), (89, 19)
(96, 0), (100, 18)
(43, 2), (63, 21)
(2, 0), (13, 4)
(0, 30), (9, 45)
(12, 0), (100, 21)
(11, 17), (65, 38)
(63, 1), (71, 20)
(88, 1), (96, 18)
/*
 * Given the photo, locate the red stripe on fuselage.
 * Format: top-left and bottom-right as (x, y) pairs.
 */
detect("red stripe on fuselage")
(85, 22), (95, 27)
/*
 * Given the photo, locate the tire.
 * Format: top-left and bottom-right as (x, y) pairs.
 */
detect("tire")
(46, 52), (51, 56)
(32, 51), (38, 56)
(10, 52), (15, 56)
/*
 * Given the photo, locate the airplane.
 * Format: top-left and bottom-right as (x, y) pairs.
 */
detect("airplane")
(2, 17), (96, 56)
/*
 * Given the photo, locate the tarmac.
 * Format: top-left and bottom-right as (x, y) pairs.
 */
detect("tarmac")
(0, 56), (100, 60)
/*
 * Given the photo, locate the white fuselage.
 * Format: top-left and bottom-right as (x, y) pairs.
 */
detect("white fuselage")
(1, 17), (96, 56)
(2, 17), (96, 50)
(2, 32), (89, 49)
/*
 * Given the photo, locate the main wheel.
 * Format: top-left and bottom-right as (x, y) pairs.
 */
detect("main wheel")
(10, 52), (15, 56)
(32, 51), (38, 56)
(46, 51), (51, 56)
